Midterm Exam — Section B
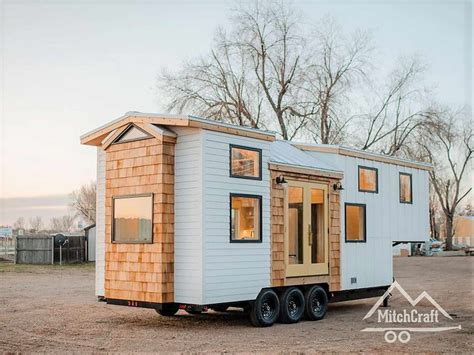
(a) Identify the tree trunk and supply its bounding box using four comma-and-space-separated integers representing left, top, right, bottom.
444, 215, 454, 251
429, 205, 437, 240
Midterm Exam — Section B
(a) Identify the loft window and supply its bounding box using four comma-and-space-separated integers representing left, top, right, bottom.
230, 194, 262, 242
399, 173, 413, 204
113, 124, 151, 144
230, 145, 262, 180
112, 194, 153, 243
345, 203, 366, 243
358, 166, 378, 193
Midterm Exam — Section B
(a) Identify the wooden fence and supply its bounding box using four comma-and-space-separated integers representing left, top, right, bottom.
15, 236, 54, 264
15, 235, 86, 264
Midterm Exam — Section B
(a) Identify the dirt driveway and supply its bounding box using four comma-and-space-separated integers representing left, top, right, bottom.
0, 257, 472, 353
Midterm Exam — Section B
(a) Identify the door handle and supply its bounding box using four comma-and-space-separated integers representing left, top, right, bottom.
308, 224, 312, 245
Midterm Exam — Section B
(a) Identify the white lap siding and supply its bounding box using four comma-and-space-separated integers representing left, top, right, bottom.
173, 127, 204, 304
95, 148, 106, 297
304, 150, 429, 290
202, 131, 271, 304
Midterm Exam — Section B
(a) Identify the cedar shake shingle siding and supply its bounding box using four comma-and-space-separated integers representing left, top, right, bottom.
104, 137, 175, 303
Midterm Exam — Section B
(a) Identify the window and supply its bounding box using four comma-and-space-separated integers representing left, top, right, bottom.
358, 166, 378, 193
230, 194, 262, 242
113, 124, 151, 144
230, 145, 262, 180
399, 173, 413, 204
345, 203, 366, 242
288, 187, 304, 264
112, 194, 153, 243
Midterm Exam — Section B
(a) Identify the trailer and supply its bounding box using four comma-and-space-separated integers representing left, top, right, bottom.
80, 112, 431, 327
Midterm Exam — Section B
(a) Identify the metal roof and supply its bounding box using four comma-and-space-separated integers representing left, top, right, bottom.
292, 142, 433, 171
270, 140, 343, 175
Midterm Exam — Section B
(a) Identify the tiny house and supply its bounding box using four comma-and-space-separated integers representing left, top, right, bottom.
81, 112, 430, 326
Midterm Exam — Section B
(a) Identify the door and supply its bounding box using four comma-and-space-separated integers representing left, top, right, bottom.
285, 180, 329, 277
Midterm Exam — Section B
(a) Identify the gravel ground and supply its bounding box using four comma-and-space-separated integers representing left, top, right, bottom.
0, 257, 472, 353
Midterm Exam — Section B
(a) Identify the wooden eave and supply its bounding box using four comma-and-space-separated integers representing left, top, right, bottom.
80, 113, 275, 146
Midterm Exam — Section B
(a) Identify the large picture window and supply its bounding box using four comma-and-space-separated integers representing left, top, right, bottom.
345, 203, 366, 242
399, 173, 413, 204
358, 166, 378, 193
112, 194, 153, 243
230, 145, 262, 180
230, 194, 262, 242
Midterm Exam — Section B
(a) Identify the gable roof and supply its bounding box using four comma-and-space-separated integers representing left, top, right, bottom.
80, 111, 276, 146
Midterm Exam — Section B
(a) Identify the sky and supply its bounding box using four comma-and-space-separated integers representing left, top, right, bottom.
0, 0, 471, 225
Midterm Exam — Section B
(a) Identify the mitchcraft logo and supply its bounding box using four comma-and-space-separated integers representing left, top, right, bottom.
361, 281, 461, 343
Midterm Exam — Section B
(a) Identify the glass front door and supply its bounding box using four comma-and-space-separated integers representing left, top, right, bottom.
286, 181, 329, 277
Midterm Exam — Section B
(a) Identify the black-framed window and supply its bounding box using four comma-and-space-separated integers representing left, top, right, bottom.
399, 173, 413, 204
112, 194, 153, 243
229, 145, 262, 180
345, 203, 366, 243
230, 193, 262, 243
358, 166, 378, 193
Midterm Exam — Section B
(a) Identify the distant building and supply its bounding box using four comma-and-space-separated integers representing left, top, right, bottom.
440, 216, 474, 246
0, 227, 13, 238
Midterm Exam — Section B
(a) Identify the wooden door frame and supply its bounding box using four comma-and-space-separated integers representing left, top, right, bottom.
284, 179, 329, 278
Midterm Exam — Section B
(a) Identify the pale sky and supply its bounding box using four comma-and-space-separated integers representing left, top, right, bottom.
0, 0, 471, 204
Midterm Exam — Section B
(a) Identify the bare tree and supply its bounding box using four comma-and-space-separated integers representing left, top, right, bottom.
356, 57, 431, 156
28, 216, 43, 232
50, 215, 76, 233
235, 1, 309, 140
13, 217, 26, 230
160, 29, 265, 129
159, 1, 311, 140
158, 1, 433, 154
302, 20, 371, 144
428, 192, 441, 240
71, 182, 96, 224
418, 110, 473, 250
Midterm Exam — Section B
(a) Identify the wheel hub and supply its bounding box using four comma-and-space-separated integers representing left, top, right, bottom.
312, 296, 322, 313
288, 298, 298, 316
261, 301, 274, 319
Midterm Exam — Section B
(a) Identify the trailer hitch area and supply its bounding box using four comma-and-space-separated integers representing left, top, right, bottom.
181, 304, 209, 313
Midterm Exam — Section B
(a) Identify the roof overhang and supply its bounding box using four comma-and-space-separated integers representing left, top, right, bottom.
292, 143, 433, 171
80, 112, 276, 146
269, 162, 344, 180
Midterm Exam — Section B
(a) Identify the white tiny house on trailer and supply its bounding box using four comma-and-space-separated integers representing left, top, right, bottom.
81, 112, 430, 326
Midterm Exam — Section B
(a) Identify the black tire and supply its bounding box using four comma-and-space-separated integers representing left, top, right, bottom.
212, 305, 229, 312
304, 285, 328, 321
279, 287, 305, 324
156, 303, 179, 316
250, 289, 280, 327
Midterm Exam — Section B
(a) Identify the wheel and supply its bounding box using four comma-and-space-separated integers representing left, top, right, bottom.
212, 305, 229, 312
304, 285, 328, 321
249, 289, 280, 327
278, 287, 305, 324
156, 303, 179, 316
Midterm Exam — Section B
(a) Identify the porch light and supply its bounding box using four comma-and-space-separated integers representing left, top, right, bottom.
333, 182, 344, 191
275, 175, 287, 186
